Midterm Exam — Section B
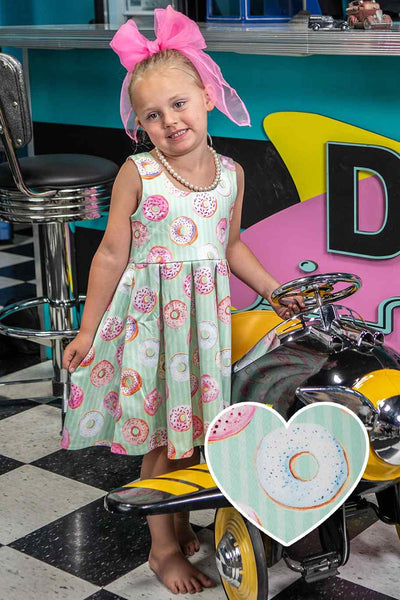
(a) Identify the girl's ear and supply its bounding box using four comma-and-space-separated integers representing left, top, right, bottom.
135, 115, 143, 130
204, 84, 215, 112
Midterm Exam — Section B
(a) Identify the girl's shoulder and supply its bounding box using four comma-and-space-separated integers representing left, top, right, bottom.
127, 151, 163, 180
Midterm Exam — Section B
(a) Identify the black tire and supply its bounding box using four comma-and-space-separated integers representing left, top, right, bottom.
313, 23, 320, 30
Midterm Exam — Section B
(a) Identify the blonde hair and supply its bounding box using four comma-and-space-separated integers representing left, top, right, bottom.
129, 49, 204, 106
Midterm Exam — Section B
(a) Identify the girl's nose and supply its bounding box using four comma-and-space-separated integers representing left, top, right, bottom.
163, 110, 178, 127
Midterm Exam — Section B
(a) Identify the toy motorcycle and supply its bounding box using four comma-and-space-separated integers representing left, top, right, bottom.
105, 273, 400, 600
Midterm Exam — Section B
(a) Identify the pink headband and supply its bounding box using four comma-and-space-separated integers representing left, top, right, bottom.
110, 5, 251, 141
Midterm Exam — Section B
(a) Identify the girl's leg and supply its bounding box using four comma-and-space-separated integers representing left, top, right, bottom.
141, 446, 214, 594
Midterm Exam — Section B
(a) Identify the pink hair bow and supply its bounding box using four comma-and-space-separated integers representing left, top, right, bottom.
110, 5, 251, 141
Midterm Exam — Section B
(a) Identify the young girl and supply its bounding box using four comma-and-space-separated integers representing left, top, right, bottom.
62, 6, 302, 595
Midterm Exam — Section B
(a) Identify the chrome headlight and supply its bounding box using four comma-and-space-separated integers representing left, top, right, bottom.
370, 395, 400, 466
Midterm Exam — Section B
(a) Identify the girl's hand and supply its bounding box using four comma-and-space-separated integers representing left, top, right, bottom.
62, 333, 94, 374
270, 295, 306, 320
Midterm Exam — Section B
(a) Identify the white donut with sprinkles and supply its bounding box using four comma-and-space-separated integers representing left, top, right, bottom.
216, 173, 232, 197
193, 192, 217, 217
198, 320, 218, 349
135, 157, 162, 179
168, 405, 192, 432
144, 388, 163, 416
138, 338, 160, 367
216, 348, 231, 376
103, 391, 122, 421
199, 243, 219, 260
142, 195, 169, 221
169, 353, 190, 382
79, 410, 105, 438
164, 299, 188, 329
125, 315, 138, 342
170, 216, 198, 246
255, 423, 349, 509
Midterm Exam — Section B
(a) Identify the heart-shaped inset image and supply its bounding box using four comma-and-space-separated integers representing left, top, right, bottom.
205, 402, 369, 546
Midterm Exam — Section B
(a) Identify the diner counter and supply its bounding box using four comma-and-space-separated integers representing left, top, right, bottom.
1, 19, 400, 56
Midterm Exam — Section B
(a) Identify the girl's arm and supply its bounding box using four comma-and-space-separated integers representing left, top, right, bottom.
62, 160, 141, 372
226, 163, 302, 319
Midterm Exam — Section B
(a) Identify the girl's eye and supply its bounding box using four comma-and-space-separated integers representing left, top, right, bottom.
175, 101, 186, 109
147, 112, 158, 120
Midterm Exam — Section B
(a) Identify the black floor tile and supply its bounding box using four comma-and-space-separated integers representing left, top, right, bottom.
0, 282, 36, 306
4, 242, 34, 257
0, 454, 25, 476
84, 590, 128, 600
13, 225, 32, 236
10, 497, 151, 587
33, 446, 143, 491
0, 396, 40, 420
0, 259, 35, 281
271, 576, 397, 600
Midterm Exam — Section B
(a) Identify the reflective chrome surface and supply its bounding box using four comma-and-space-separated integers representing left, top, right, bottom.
371, 395, 400, 465
215, 531, 243, 588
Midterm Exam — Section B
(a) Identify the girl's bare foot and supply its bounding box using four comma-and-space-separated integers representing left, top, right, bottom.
149, 547, 215, 594
174, 512, 200, 556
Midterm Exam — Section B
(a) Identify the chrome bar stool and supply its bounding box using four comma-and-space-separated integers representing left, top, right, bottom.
0, 53, 119, 415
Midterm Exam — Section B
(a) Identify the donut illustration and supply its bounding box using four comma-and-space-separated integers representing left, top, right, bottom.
103, 391, 122, 421
138, 338, 160, 367
160, 261, 182, 280
122, 418, 149, 445
142, 195, 169, 221
132, 287, 157, 313
120, 368, 142, 396
60, 427, 70, 449
181, 448, 194, 459
201, 374, 220, 403
169, 216, 198, 246
131, 221, 149, 247
192, 348, 200, 368
144, 388, 163, 416
255, 423, 349, 510
192, 415, 204, 440
198, 321, 218, 349
169, 353, 190, 382
217, 296, 231, 324
199, 243, 219, 260
148, 427, 168, 451
168, 440, 176, 459
116, 344, 124, 369
125, 315, 139, 342
216, 348, 231, 376
146, 245, 172, 264
220, 155, 236, 171
163, 299, 188, 329
193, 192, 217, 218
80, 346, 95, 367
216, 218, 227, 244
90, 360, 115, 387
236, 502, 263, 527
208, 404, 256, 442
183, 274, 192, 298
169, 405, 192, 432
187, 326, 192, 346
79, 410, 105, 438
117, 266, 135, 296
135, 156, 162, 179
100, 316, 124, 342
93, 440, 111, 447
229, 202, 235, 223
190, 373, 199, 397
194, 266, 214, 295
68, 383, 84, 410
111, 442, 127, 455
216, 260, 230, 277
216, 174, 232, 197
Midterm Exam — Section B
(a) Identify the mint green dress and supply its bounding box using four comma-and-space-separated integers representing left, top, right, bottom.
61, 152, 237, 459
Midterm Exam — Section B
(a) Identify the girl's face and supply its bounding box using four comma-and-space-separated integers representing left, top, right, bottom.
133, 67, 213, 156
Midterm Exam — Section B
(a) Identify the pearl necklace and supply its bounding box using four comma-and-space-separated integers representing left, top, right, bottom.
155, 146, 221, 192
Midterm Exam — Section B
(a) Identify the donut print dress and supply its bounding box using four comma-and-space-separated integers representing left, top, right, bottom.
61, 152, 237, 460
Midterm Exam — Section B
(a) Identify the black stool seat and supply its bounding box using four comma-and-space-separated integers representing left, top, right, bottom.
0, 154, 119, 190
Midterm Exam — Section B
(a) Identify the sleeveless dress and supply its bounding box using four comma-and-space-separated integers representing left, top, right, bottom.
61, 151, 237, 460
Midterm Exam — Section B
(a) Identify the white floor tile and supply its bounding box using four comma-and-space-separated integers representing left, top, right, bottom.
0, 404, 60, 462
190, 509, 216, 529
0, 360, 53, 383
0, 546, 99, 600
106, 529, 227, 600
339, 519, 400, 598
0, 251, 33, 268
0, 465, 105, 544
0, 275, 23, 287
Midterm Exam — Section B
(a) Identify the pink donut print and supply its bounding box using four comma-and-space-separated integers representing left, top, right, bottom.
161, 261, 182, 280
194, 266, 214, 295
168, 405, 192, 432
80, 346, 95, 367
193, 348, 200, 368
125, 315, 139, 342
100, 316, 124, 341
116, 344, 124, 368
229, 202, 235, 223
208, 404, 256, 442
216, 218, 227, 244
144, 388, 163, 416
68, 383, 84, 409
170, 216, 198, 246
136, 157, 162, 179
163, 299, 188, 329
132, 287, 157, 313
131, 221, 149, 247
217, 296, 231, 324
60, 427, 70, 449
168, 440, 176, 459
190, 373, 199, 397
220, 155, 236, 171
183, 274, 192, 298
193, 192, 217, 218
216, 260, 230, 277
90, 360, 115, 387
122, 418, 149, 445
193, 414, 204, 440
103, 391, 122, 421
94, 440, 111, 447
201, 374, 220, 403
149, 427, 168, 451
181, 448, 194, 459
111, 442, 127, 454
120, 368, 142, 396
142, 195, 169, 221
146, 245, 173, 264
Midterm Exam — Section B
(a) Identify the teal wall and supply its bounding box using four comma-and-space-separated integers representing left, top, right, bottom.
0, 0, 93, 26
29, 49, 400, 142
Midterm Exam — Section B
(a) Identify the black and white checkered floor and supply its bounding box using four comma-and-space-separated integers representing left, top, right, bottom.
0, 227, 399, 599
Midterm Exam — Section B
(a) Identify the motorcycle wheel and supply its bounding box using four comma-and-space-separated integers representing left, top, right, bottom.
214, 507, 268, 600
